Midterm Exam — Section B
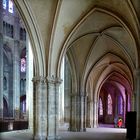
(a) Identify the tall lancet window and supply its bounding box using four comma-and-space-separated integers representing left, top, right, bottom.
3, 0, 7, 9
99, 98, 103, 115
118, 95, 123, 114
21, 58, 26, 72
8, 0, 13, 13
107, 94, 112, 115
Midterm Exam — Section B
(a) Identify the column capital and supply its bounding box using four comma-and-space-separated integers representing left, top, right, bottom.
47, 75, 62, 84
32, 76, 47, 84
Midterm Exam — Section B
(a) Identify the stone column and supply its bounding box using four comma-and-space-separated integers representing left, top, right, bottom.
59, 57, 64, 126
0, 33, 3, 120
26, 38, 33, 129
47, 76, 62, 140
0, 0, 3, 120
134, 69, 140, 139
13, 40, 20, 119
69, 93, 81, 132
13, 4, 20, 120
33, 76, 47, 140
93, 100, 98, 128
90, 101, 93, 128
80, 94, 86, 131
69, 94, 77, 131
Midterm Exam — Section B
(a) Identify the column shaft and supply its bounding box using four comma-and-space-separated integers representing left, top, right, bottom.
33, 76, 47, 140
26, 38, 33, 129
13, 40, 20, 119
69, 94, 77, 131
93, 101, 98, 128
47, 76, 62, 140
80, 94, 86, 131
135, 69, 140, 139
0, 1, 3, 120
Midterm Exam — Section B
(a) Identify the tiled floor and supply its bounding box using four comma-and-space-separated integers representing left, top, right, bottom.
0, 127, 127, 140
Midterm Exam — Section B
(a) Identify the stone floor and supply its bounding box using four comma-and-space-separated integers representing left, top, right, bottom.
0, 127, 127, 140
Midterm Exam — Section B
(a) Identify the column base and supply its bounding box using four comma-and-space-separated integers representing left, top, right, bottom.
14, 109, 20, 120
80, 128, 86, 132
47, 136, 61, 140
68, 127, 78, 132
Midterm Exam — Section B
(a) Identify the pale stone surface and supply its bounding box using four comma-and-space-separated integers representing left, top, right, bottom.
4, 0, 140, 140
33, 76, 47, 140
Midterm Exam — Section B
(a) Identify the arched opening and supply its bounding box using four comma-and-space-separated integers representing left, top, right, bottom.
0, 0, 34, 132
97, 71, 132, 128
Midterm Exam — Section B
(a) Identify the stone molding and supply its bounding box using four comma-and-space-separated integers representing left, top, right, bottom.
47, 75, 62, 85
70, 93, 87, 98
32, 76, 47, 84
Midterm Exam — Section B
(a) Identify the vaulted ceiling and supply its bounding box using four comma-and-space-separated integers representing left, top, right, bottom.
14, 0, 140, 99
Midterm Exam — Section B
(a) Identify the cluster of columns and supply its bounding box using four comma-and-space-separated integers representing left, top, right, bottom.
33, 76, 62, 140
0, 0, 4, 120
32, 75, 88, 140
65, 93, 87, 132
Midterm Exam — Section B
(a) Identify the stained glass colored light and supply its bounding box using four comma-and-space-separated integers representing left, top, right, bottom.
9, 0, 13, 13
3, 0, 7, 9
107, 94, 112, 115
22, 100, 26, 113
118, 96, 123, 114
99, 98, 103, 115
21, 58, 26, 72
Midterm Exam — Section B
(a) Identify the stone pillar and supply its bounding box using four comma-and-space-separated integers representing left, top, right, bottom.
13, 4, 20, 120
93, 101, 98, 128
134, 69, 140, 139
69, 93, 81, 132
80, 94, 86, 131
14, 9, 20, 40
0, 33, 3, 120
0, 0, 3, 120
47, 76, 62, 140
33, 76, 47, 140
69, 94, 77, 131
13, 40, 20, 119
90, 101, 93, 128
59, 57, 64, 126
26, 38, 33, 129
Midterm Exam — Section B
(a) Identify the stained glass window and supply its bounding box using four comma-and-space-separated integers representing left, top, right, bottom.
21, 58, 26, 72
118, 96, 123, 114
99, 98, 103, 115
22, 100, 26, 113
3, 0, 7, 9
9, 0, 13, 13
107, 94, 112, 115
